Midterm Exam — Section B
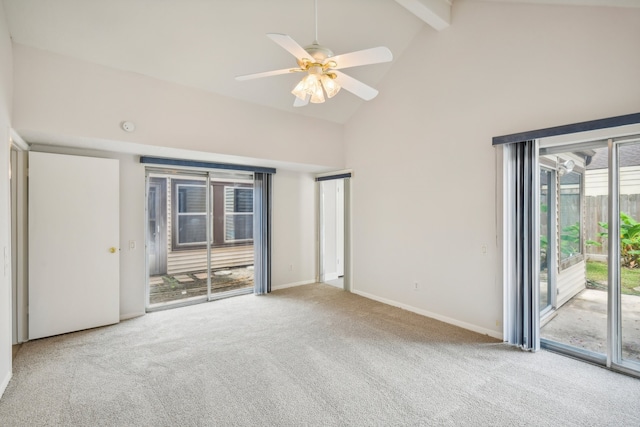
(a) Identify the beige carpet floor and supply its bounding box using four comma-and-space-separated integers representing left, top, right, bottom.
1, 283, 639, 426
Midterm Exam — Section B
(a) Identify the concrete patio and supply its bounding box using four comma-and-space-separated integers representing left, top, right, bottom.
541, 288, 640, 363
149, 265, 254, 306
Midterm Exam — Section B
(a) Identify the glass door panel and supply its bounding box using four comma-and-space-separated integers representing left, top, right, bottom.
539, 145, 608, 357
147, 176, 168, 297
540, 168, 553, 314
147, 173, 209, 308
209, 173, 255, 298
617, 142, 640, 366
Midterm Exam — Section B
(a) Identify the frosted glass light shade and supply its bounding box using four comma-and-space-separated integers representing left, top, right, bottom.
310, 80, 325, 103
291, 79, 308, 100
321, 74, 340, 98
292, 72, 341, 103
292, 74, 317, 100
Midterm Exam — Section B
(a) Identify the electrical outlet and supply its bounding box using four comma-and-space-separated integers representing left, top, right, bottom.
289, 264, 293, 271
414, 282, 419, 291
129, 240, 136, 250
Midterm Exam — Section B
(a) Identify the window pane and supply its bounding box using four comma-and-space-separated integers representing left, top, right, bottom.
178, 215, 206, 244
225, 187, 253, 213
235, 188, 253, 213
225, 214, 253, 241
559, 170, 582, 260
178, 185, 206, 213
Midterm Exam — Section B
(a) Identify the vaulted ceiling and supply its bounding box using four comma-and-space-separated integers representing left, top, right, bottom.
3, 0, 639, 124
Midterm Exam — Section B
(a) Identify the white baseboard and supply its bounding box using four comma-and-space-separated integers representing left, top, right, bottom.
272, 280, 315, 291
0, 370, 12, 399
352, 289, 503, 340
120, 312, 145, 321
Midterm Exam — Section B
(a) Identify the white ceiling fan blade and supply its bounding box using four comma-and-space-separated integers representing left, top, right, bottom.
235, 67, 297, 81
333, 71, 379, 101
267, 33, 311, 61
329, 47, 392, 70
293, 94, 310, 107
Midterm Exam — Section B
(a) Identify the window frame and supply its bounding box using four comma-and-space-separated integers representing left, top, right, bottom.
171, 179, 254, 251
223, 186, 254, 243
173, 180, 208, 249
557, 163, 585, 271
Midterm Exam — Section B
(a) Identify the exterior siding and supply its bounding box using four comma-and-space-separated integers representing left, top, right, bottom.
167, 245, 254, 275
541, 153, 587, 309
154, 175, 254, 275
586, 166, 640, 196
557, 260, 586, 308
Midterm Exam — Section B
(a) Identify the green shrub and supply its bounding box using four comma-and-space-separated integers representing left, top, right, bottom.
590, 212, 640, 268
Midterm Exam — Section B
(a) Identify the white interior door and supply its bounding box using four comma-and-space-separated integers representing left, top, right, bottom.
29, 152, 120, 340
321, 180, 338, 282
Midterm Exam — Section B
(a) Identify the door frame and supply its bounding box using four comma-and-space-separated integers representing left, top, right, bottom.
316, 171, 352, 292
10, 130, 29, 344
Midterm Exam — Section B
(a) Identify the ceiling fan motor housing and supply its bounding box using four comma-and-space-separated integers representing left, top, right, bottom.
304, 43, 334, 61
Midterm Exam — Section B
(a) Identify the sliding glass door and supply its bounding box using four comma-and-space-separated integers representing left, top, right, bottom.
538, 137, 640, 375
146, 169, 255, 309
616, 142, 640, 369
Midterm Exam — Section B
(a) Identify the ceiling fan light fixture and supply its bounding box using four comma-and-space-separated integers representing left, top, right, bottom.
320, 73, 340, 98
291, 78, 309, 100
292, 74, 317, 100
309, 78, 326, 103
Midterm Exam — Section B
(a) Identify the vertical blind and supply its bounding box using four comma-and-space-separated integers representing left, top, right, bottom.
254, 173, 272, 295
502, 141, 539, 351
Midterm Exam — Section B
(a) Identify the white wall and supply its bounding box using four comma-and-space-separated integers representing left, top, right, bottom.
271, 170, 317, 289
28, 146, 319, 314
0, 1, 12, 398
345, 1, 640, 338
11, 44, 344, 170
9, 42, 335, 332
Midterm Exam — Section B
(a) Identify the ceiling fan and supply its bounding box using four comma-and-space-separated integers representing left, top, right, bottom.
235, 0, 393, 107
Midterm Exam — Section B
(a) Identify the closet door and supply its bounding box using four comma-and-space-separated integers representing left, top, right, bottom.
29, 152, 119, 340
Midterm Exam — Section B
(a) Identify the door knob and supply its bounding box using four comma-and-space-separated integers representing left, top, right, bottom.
109, 247, 117, 253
